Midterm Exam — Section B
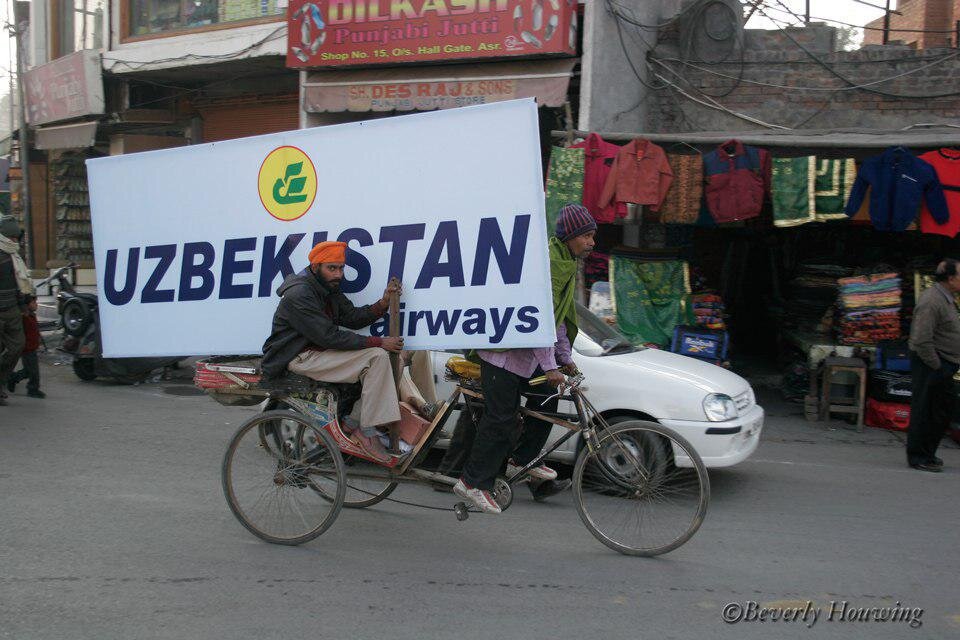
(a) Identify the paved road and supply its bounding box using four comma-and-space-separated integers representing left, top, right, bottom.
1, 361, 958, 640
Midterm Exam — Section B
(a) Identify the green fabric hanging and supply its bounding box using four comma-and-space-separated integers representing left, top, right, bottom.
611, 256, 692, 347
771, 156, 816, 227
549, 237, 579, 344
544, 146, 585, 232
815, 158, 856, 221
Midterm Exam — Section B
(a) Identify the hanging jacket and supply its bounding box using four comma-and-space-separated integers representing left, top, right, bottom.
598, 139, 674, 215
703, 140, 769, 223
918, 148, 960, 238
844, 146, 948, 232
570, 133, 620, 223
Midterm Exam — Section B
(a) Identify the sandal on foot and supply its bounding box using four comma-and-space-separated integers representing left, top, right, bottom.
350, 432, 393, 465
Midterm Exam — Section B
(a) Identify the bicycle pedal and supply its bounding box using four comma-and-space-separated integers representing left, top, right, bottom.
453, 502, 470, 521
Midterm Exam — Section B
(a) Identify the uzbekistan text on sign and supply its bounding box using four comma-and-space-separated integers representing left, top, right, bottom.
85, 100, 555, 358
287, 0, 577, 67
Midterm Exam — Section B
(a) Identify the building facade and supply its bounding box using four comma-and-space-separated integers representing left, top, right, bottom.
862, 0, 960, 49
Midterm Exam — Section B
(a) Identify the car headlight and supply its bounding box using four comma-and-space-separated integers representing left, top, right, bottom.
703, 393, 738, 422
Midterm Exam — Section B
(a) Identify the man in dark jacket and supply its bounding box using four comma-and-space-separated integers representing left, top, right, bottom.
261, 241, 403, 463
0, 215, 31, 407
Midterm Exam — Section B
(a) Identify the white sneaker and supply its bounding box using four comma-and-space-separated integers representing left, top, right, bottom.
453, 479, 502, 514
506, 460, 558, 481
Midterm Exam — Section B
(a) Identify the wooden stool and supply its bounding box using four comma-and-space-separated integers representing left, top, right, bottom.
818, 356, 868, 431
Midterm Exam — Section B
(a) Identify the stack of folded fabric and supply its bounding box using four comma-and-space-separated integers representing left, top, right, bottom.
691, 293, 726, 330
782, 264, 851, 331
836, 273, 902, 345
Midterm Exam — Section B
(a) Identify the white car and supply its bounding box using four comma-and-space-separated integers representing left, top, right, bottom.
431, 304, 763, 468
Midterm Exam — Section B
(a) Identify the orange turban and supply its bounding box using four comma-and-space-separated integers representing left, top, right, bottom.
308, 241, 347, 265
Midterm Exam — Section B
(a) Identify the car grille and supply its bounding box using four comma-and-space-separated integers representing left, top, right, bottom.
734, 390, 753, 413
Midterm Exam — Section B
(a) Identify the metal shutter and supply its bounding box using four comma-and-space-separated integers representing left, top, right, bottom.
198, 94, 300, 142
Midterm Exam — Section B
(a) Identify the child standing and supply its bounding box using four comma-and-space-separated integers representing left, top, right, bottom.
7, 295, 44, 399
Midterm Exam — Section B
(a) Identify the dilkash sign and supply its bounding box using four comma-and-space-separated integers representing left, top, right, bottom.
287, 0, 577, 68
85, 100, 556, 357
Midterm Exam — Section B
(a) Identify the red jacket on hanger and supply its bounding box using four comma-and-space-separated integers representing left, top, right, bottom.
919, 149, 960, 238
570, 133, 620, 223
598, 139, 674, 216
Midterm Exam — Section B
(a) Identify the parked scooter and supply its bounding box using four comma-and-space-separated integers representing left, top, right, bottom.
38, 265, 185, 383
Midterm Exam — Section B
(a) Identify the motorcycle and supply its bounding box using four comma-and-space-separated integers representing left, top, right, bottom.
39, 265, 185, 383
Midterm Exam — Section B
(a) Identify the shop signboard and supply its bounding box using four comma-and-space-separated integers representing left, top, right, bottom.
24, 50, 104, 126
86, 99, 555, 358
286, 0, 577, 68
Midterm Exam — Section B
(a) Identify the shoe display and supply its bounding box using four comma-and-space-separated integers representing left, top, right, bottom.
506, 459, 558, 481
453, 479, 502, 514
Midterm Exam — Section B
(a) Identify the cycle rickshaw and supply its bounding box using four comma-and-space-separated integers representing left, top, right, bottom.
197, 355, 710, 557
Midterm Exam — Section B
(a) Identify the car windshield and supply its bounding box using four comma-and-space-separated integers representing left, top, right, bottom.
574, 303, 640, 356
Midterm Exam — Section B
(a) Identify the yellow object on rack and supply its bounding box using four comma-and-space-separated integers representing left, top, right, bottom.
445, 356, 481, 380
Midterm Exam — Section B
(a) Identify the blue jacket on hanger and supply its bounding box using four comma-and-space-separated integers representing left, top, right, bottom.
845, 146, 949, 231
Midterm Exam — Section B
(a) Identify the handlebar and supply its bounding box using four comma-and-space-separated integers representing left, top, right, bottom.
529, 372, 585, 404
35, 263, 78, 288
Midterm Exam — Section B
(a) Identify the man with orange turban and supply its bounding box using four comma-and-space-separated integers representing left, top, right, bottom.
261, 240, 404, 463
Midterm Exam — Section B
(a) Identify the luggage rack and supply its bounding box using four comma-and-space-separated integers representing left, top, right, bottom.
194, 356, 323, 406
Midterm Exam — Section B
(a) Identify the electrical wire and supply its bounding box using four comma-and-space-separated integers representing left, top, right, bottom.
605, 0, 704, 30
749, 1, 960, 99
651, 65, 792, 129
607, 0, 746, 97
103, 26, 285, 71
606, 0, 670, 90
758, 2, 958, 33
652, 50, 960, 92
118, 68, 287, 111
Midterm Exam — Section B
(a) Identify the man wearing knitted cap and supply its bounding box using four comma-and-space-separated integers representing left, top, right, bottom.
261, 240, 404, 463
0, 215, 33, 407
454, 203, 596, 513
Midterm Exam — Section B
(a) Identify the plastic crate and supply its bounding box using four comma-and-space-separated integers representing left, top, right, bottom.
670, 325, 729, 364
865, 398, 910, 432
875, 340, 911, 372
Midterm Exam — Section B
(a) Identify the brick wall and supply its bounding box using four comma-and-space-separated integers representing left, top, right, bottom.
650, 25, 960, 132
862, 0, 955, 49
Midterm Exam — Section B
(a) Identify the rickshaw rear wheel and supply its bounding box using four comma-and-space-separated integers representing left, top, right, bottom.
222, 410, 346, 545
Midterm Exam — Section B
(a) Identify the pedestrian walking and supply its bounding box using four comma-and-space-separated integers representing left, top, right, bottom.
907, 258, 960, 472
0, 215, 33, 407
7, 295, 45, 399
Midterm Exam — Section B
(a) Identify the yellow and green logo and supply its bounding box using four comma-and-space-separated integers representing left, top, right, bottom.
258, 146, 317, 221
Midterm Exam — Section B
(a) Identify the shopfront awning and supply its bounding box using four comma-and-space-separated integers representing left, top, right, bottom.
303, 59, 577, 113
35, 121, 98, 150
